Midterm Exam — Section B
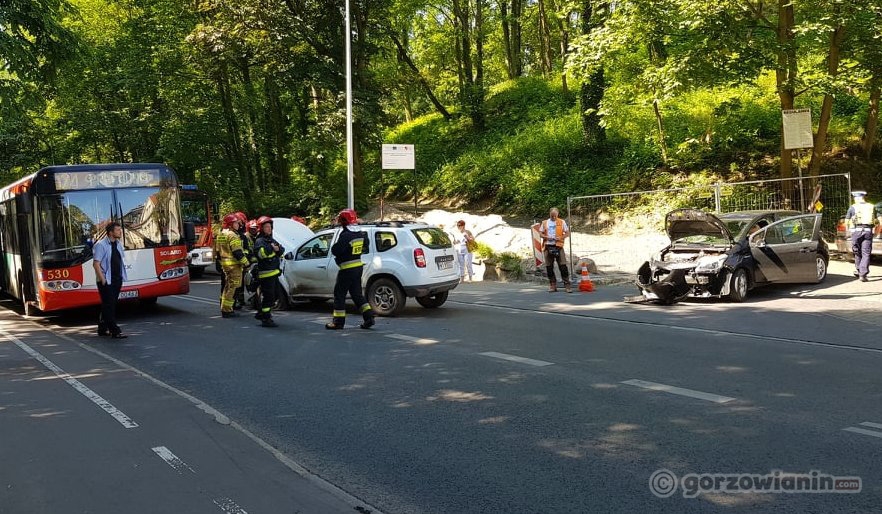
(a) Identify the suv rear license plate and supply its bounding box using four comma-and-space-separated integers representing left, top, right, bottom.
118, 290, 139, 300
435, 255, 454, 270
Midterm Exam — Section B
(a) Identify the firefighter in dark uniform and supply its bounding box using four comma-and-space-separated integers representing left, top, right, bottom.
326, 208, 375, 330
253, 216, 284, 327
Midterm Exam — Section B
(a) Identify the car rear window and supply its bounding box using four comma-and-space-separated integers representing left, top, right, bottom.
411, 228, 451, 249
375, 231, 397, 252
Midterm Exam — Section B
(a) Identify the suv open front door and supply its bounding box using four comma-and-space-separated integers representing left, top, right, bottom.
749, 214, 821, 283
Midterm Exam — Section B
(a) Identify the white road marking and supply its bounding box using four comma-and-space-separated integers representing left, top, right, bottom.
151, 446, 195, 474
843, 427, 882, 439
621, 379, 735, 404
171, 295, 218, 306
212, 497, 248, 514
0, 328, 139, 428
478, 351, 553, 367
859, 421, 882, 430
449, 300, 882, 355
386, 334, 439, 345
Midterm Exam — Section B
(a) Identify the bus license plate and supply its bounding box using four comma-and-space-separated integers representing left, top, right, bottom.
118, 290, 139, 300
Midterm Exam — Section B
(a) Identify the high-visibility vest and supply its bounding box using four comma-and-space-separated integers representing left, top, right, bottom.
853, 203, 876, 226
541, 219, 566, 248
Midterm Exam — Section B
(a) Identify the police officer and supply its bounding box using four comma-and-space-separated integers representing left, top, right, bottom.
845, 191, 880, 282
217, 214, 250, 317
253, 216, 284, 327
326, 208, 375, 330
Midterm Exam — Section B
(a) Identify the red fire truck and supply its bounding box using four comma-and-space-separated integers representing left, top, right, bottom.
180, 185, 215, 278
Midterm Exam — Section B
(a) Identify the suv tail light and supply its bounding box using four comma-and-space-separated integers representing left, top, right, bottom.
414, 248, 427, 268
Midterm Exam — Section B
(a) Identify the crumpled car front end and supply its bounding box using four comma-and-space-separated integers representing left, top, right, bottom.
635, 249, 734, 304
631, 209, 739, 304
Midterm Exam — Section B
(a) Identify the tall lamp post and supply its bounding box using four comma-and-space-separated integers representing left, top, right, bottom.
345, 0, 355, 210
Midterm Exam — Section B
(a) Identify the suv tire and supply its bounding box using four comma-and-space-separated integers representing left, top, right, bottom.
367, 277, 405, 316
415, 291, 449, 309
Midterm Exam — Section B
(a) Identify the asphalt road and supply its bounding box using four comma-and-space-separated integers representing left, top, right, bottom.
2, 261, 882, 513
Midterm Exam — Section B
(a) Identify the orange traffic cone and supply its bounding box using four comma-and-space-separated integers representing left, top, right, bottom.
579, 262, 595, 292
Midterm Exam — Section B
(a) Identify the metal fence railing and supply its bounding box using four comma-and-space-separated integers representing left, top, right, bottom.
564, 173, 852, 275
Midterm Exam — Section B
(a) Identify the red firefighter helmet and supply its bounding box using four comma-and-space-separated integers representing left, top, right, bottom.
257, 215, 273, 227
222, 213, 240, 229
234, 211, 248, 224
337, 208, 357, 226
247, 219, 258, 232
291, 215, 306, 225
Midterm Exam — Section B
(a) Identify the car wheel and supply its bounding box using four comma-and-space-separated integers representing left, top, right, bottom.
367, 278, 405, 316
728, 268, 748, 303
415, 291, 449, 309
815, 256, 828, 283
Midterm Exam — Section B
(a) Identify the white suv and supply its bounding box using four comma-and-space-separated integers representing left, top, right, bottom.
275, 222, 460, 316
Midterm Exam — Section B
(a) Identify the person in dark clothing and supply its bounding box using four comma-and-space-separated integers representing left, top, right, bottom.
326, 209, 375, 330
253, 216, 284, 327
92, 222, 128, 339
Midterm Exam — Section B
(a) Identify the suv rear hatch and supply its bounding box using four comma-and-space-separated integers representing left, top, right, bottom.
410, 226, 459, 280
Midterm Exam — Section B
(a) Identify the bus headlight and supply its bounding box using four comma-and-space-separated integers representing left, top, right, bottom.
159, 267, 188, 280
43, 280, 82, 291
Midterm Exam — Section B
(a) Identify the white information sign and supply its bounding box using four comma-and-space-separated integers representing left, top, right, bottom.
382, 144, 415, 169
782, 109, 814, 150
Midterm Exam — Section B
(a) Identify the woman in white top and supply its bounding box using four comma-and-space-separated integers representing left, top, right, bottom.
451, 220, 476, 282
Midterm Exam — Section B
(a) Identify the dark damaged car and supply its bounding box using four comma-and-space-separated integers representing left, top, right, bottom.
633, 209, 828, 304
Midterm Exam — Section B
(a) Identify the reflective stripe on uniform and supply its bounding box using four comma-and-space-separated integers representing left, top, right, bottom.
258, 269, 280, 279
333, 310, 346, 318
360, 304, 372, 313
339, 259, 363, 270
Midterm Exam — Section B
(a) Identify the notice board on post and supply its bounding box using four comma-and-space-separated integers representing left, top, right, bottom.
381, 144, 415, 169
782, 109, 814, 150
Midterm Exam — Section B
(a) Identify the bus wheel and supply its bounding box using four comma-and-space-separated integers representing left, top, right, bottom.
23, 302, 38, 317
140, 297, 158, 307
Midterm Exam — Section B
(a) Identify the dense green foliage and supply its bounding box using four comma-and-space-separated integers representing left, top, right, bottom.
1, 0, 881, 219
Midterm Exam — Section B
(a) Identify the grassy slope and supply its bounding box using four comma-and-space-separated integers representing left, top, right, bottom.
380, 77, 881, 218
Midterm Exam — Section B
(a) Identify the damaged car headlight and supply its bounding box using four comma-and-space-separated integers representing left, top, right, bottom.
695, 255, 727, 272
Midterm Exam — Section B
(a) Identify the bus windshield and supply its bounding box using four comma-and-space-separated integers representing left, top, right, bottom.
37, 190, 112, 263
38, 187, 183, 263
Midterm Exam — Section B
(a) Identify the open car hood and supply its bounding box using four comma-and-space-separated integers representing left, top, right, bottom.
665, 209, 733, 243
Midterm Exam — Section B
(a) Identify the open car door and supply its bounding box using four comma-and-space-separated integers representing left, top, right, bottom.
749, 214, 821, 283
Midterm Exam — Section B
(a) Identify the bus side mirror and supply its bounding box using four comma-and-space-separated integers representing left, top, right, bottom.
15, 191, 32, 215
183, 222, 197, 247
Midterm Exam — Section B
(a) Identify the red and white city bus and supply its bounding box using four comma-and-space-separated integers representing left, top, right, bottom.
0, 163, 190, 315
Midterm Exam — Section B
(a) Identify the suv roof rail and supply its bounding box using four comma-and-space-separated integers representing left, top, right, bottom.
361, 220, 428, 227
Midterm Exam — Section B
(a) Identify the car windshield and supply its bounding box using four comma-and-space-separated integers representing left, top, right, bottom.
412, 227, 451, 249
724, 220, 750, 237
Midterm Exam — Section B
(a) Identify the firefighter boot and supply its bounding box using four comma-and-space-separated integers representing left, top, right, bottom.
261, 318, 277, 328
360, 311, 375, 330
